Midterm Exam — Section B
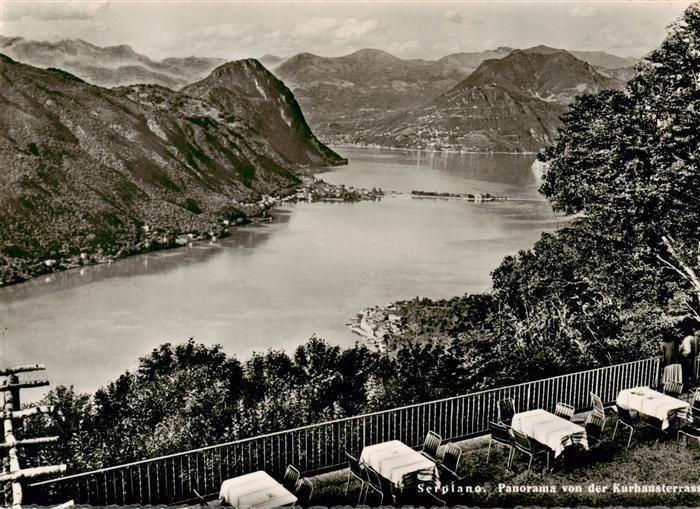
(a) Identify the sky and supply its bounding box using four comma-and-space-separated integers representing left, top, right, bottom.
0, 1, 692, 61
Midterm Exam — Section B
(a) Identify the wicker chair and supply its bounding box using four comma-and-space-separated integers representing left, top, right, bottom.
554, 402, 575, 421
438, 443, 462, 484
497, 398, 516, 425
509, 428, 550, 471
486, 420, 513, 464
282, 464, 300, 492
421, 431, 442, 462
344, 451, 368, 504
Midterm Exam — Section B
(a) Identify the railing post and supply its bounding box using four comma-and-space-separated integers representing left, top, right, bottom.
654, 356, 661, 387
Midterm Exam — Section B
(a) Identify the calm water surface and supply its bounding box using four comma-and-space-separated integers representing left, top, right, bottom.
0, 148, 563, 394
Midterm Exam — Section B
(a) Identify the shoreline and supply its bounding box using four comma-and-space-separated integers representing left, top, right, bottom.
0, 175, 384, 288
328, 142, 540, 156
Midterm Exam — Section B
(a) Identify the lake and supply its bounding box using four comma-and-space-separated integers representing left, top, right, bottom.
0, 148, 563, 395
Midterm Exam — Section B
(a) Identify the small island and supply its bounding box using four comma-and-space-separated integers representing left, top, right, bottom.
410, 190, 507, 201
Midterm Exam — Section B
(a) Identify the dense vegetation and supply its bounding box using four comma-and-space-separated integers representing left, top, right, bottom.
24, 4, 700, 474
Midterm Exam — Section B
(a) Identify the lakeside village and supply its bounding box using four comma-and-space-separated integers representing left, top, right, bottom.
0, 177, 385, 286
2, 179, 510, 286
348, 305, 404, 352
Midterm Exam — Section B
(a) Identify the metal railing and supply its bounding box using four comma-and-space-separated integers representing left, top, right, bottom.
26, 356, 660, 506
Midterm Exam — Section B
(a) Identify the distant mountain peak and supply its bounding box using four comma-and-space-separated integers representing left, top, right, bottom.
458, 47, 618, 102
0, 35, 25, 47
523, 44, 567, 55
209, 58, 264, 75
1, 36, 226, 89
182, 57, 343, 166
347, 48, 397, 59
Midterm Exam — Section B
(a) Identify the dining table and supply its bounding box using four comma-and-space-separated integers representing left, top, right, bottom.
218, 470, 297, 508
359, 439, 440, 489
511, 408, 588, 457
617, 386, 690, 430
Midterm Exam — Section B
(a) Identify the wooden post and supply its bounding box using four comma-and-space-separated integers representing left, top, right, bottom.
2, 377, 24, 507
0, 364, 67, 508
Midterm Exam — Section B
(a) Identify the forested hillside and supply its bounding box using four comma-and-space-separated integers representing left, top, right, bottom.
0, 56, 343, 285
24, 4, 699, 473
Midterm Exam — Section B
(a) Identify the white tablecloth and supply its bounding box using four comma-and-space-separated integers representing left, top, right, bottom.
617, 386, 690, 430
359, 440, 440, 489
219, 471, 297, 508
512, 409, 588, 457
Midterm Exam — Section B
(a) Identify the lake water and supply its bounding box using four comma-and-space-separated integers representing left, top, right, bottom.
0, 148, 563, 395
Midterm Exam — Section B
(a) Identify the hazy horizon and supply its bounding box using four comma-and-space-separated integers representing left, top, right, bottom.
0, 1, 691, 62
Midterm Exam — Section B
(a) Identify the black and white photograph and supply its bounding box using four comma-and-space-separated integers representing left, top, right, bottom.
0, 0, 699, 507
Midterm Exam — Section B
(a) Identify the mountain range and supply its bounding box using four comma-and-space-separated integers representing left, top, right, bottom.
271, 48, 515, 141
0, 36, 225, 89
0, 53, 342, 284
353, 47, 625, 152
1, 37, 636, 152
270, 45, 633, 148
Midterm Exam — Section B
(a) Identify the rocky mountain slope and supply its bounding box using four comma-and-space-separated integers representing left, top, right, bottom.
272, 48, 511, 142
0, 54, 343, 285
182, 59, 342, 167
354, 48, 626, 152
272, 46, 634, 146
568, 49, 637, 70
0, 36, 225, 88
436, 47, 514, 75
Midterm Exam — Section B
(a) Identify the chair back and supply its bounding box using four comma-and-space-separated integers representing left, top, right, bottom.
616, 405, 635, 425
690, 395, 700, 424
283, 464, 300, 492
422, 431, 442, 460
489, 420, 512, 445
663, 380, 683, 399
441, 443, 462, 473
368, 466, 393, 496
497, 398, 516, 424
662, 363, 683, 384
296, 478, 313, 506
590, 392, 605, 414
511, 428, 532, 453
584, 411, 605, 441
366, 466, 381, 491
554, 402, 575, 421
345, 451, 366, 481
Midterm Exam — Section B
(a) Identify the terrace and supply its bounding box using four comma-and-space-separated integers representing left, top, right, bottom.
22, 356, 700, 507
309, 413, 700, 507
